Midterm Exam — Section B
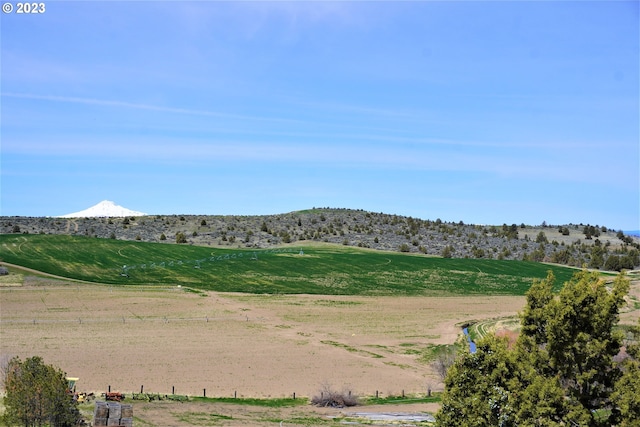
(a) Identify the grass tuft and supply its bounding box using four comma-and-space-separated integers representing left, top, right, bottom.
190, 396, 307, 407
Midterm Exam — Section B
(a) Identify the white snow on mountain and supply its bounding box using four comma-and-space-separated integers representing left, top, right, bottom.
59, 200, 147, 218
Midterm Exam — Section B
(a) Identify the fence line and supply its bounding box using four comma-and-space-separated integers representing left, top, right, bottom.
97, 384, 437, 402
0, 314, 246, 325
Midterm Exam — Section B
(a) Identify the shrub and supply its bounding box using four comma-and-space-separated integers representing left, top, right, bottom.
441, 245, 454, 258
311, 384, 358, 408
431, 347, 457, 380
535, 231, 548, 244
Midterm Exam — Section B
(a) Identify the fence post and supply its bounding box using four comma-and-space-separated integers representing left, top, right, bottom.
293, 392, 295, 400
203, 389, 206, 397
234, 391, 237, 399
141, 385, 144, 393
376, 390, 378, 398
172, 386, 175, 395
108, 385, 111, 393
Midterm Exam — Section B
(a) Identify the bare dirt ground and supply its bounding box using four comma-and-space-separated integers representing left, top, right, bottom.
1, 274, 637, 426
126, 399, 441, 426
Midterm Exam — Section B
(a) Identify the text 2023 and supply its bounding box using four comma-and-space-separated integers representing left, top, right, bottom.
17, 2, 45, 13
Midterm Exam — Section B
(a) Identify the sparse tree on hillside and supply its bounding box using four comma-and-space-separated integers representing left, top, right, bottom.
536, 231, 548, 244
589, 245, 605, 269
441, 245, 453, 258
584, 225, 601, 240
501, 223, 519, 240
175, 232, 187, 244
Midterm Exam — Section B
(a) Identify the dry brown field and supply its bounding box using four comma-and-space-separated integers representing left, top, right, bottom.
1, 272, 638, 426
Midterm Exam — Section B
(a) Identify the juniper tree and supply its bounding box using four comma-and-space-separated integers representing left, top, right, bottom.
611, 318, 640, 426
437, 271, 631, 427
2, 356, 80, 427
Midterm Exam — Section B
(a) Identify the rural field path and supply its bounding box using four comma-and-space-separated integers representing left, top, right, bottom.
0, 262, 96, 284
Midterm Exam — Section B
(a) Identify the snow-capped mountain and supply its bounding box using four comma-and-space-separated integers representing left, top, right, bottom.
59, 200, 147, 218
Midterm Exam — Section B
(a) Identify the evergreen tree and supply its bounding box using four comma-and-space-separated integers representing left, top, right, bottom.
437, 271, 631, 426
535, 231, 548, 244
611, 318, 640, 426
544, 271, 628, 419
2, 356, 80, 427
437, 334, 517, 426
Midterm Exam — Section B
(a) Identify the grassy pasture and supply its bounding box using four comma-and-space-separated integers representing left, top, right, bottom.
0, 234, 576, 295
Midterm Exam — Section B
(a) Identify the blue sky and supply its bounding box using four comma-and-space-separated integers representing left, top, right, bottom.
1, 1, 638, 230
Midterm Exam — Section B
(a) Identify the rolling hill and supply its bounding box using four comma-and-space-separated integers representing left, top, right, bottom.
0, 233, 579, 295
2, 208, 638, 272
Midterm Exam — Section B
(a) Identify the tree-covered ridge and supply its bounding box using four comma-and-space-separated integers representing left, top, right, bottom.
2, 208, 638, 271
437, 271, 640, 426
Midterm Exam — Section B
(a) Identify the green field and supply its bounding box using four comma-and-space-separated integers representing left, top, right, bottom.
0, 234, 576, 295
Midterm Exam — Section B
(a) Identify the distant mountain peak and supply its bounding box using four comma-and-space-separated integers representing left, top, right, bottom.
59, 200, 147, 218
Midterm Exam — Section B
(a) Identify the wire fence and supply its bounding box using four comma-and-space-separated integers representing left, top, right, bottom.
0, 314, 245, 325
94, 384, 437, 403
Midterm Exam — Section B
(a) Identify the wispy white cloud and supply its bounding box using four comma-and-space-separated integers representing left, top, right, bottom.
5, 130, 629, 190
1, 93, 301, 124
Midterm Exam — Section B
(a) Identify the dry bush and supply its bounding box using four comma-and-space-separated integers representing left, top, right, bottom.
0, 354, 12, 387
311, 383, 359, 407
431, 347, 457, 381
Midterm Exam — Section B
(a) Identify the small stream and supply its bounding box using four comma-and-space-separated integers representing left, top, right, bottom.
462, 327, 477, 353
